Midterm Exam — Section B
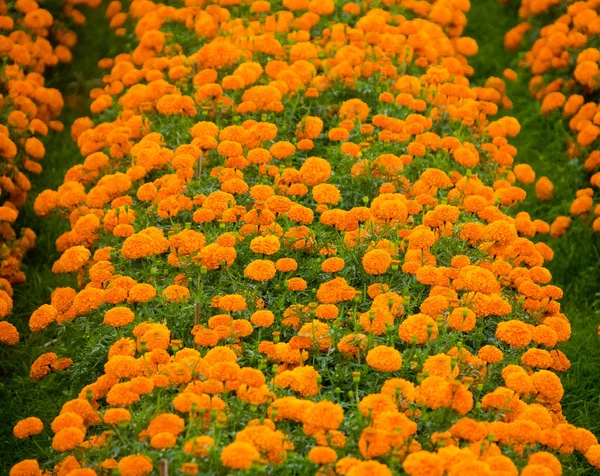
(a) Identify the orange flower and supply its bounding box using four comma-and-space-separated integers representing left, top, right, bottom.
308, 446, 337, 464
221, 442, 260, 470
103, 408, 131, 425
104, 307, 135, 327
366, 346, 402, 372
299, 157, 332, 186
13, 417, 43, 439
117, 455, 153, 476
362, 249, 392, 275
398, 314, 438, 344
52, 246, 91, 273
244, 260, 276, 281
250, 235, 280, 255
0, 321, 19, 345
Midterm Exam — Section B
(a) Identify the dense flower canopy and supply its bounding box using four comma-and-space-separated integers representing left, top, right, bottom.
4, 0, 600, 475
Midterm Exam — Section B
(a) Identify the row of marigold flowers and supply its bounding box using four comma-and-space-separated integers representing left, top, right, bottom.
0, 0, 103, 342
503, 0, 600, 234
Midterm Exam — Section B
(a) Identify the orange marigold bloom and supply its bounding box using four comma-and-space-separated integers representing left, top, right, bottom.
244, 259, 276, 281
309, 446, 337, 464
403, 451, 444, 476
0, 321, 19, 345
299, 157, 331, 186
496, 320, 533, 348
535, 176, 554, 202
52, 427, 85, 452
478, 345, 503, 363
312, 183, 341, 205
250, 310, 275, 327
366, 346, 402, 372
109, 338, 136, 359
52, 246, 91, 273
532, 370, 564, 403
104, 307, 135, 327
9, 460, 42, 476
339, 98, 369, 122
447, 307, 476, 332
217, 294, 247, 312
128, 284, 157, 303
250, 235, 280, 255
163, 285, 190, 302
347, 460, 392, 476
303, 400, 344, 436
521, 348, 553, 369
315, 304, 339, 320
29, 304, 58, 332
117, 455, 153, 476
398, 314, 438, 344
13, 417, 43, 439
321, 257, 344, 273
121, 227, 169, 259
150, 432, 176, 449
103, 408, 131, 425
296, 116, 323, 140
287, 277, 307, 291
362, 249, 392, 275
514, 164, 536, 184
147, 413, 185, 438
221, 442, 260, 470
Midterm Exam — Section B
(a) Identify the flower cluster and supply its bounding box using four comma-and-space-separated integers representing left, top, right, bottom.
0, 0, 102, 346
504, 0, 600, 235
10, 0, 600, 475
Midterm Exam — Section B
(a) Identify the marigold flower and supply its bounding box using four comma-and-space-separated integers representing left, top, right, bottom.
478, 345, 503, 363
366, 346, 402, 372
104, 307, 135, 327
117, 455, 153, 476
103, 408, 131, 425
250, 235, 280, 255
398, 314, 438, 344
13, 417, 43, 439
303, 400, 344, 436
347, 460, 392, 476
403, 451, 444, 476
0, 321, 19, 345
586, 445, 600, 468
496, 320, 533, 348
52, 427, 85, 452
52, 246, 91, 274
9, 460, 42, 476
362, 249, 392, 275
184, 435, 214, 457
221, 442, 260, 470
244, 259, 276, 281
299, 157, 331, 186
309, 446, 337, 464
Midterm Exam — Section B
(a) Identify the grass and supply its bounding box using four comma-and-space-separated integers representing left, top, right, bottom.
0, 1, 599, 474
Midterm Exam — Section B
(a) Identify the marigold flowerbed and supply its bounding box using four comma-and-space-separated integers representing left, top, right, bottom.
3, 0, 600, 475
503, 0, 600, 235
0, 0, 102, 345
